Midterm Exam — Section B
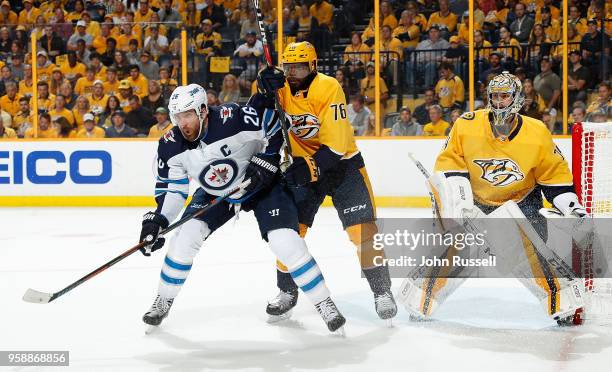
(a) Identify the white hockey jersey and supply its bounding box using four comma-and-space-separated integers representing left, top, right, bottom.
153, 95, 282, 222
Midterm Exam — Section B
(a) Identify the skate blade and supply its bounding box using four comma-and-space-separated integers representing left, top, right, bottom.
267, 310, 293, 323
331, 326, 346, 338
145, 325, 159, 335
385, 318, 393, 328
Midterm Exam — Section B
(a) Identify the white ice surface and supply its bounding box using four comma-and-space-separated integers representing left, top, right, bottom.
1, 207, 611, 372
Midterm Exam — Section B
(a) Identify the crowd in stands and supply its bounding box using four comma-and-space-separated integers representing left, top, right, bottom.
0, 0, 610, 140
336, 0, 611, 136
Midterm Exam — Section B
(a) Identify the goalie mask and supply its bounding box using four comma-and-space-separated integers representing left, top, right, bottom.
486, 72, 525, 137
168, 84, 208, 141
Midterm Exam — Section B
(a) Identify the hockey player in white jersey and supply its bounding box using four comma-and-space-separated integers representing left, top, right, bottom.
138, 84, 345, 333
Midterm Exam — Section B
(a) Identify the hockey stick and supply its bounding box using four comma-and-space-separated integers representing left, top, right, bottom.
251, 0, 293, 170
23, 179, 252, 304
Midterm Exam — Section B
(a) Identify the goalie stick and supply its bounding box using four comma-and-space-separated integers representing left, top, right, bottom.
23, 179, 252, 304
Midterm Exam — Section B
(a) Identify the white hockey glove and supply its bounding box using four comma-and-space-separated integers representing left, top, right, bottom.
551, 192, 587, 218
427, 171, 475, 224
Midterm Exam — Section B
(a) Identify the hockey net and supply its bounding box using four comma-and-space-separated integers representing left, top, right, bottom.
572, 121, 612, 321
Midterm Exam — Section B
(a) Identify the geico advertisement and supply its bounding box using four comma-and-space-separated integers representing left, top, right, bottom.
0, 142, 156, 196
0, 138, 572, 198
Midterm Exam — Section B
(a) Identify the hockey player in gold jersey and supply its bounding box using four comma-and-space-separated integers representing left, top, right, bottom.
257, 41, 397, 323
398, 72, 588, 325
436, 72, 583, 229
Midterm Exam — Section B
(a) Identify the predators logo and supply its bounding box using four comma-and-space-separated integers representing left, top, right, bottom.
473, 158, 525, 187
286, 113, 320, 139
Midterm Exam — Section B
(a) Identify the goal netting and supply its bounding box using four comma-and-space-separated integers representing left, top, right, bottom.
572, 121, 612, 321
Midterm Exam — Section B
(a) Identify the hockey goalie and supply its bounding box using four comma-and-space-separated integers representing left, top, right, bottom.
398, 72, 592, 326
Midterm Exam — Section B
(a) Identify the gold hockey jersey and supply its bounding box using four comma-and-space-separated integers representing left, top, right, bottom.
434, 110, 573, 206
277, 73, 359, 158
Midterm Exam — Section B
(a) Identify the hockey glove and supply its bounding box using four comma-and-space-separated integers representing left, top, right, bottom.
244, 153, 280, 193
257, 66, 286, 96
284, 156, 320, 187
552, 192, 587, 218
139, 212, 169, 256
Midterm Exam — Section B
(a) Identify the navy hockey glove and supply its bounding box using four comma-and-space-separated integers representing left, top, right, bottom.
244, 153, 280, 193
257, 66, 286, 96
284, 156, 320, 187
139, 212, 169, 256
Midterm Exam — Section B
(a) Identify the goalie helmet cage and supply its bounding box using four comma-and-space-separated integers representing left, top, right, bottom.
572, 121, 612, 320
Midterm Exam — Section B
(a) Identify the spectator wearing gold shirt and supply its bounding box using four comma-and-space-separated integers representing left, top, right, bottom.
423, 105, 450, 136
18, 0, 41, 27
49, 95, 76, 128
539, 6, 560, 42
104, 67, 120, 96
360, 61, 390, 117
148, 107, 173, 138
36, 81, 55, 113
24, 113, 58, 138
134, 0, 157, 24
76, 113, 106, 138
0, 1, 18, 25
568, 5, 588, 36
35, 51, 55, 82
427, 0, 457, 36
343, 32, 370, 76
19, 64, 34, 98
88, 80, 109, 116
0, 82, 22, 119
75, 67, 97, 96
393, 10, 420, 49
59, 52, 87, 84
127, 65, 149, 99
117, 80, 134, 113
72, 95, 91, 130
12, 97, 34, 136
309, 0, 333, 30
434, 62, 465, 112
380, 25, 403, 86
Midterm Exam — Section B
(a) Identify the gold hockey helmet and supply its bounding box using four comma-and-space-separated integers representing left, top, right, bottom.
282, 41, 318, 72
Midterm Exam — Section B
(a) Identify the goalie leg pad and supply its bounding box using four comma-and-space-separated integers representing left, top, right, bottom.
397, 243, 470, 319
496, 201, 585, 321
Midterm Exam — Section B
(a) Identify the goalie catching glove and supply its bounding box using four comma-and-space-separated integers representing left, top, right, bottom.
243, 153, 280, 194
139, 212, 169, 256
552, 192, 587, 218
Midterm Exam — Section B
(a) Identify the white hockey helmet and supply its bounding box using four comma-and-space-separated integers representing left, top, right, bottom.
168, 83, 208, 140
486, 72, 525, 135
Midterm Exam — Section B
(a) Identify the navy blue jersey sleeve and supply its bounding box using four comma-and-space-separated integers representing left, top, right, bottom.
153, 128, 190, 221
245, 93, 283, 155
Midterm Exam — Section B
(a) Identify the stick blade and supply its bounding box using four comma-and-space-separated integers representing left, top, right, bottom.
23, 289, 53, 304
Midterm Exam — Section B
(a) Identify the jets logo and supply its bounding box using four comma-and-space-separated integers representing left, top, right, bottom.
473, 158, 525, 187
199, 159, 238, 190
287, 113, 320, 139
220, 106, 233, 124
163, 129, 176, 143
